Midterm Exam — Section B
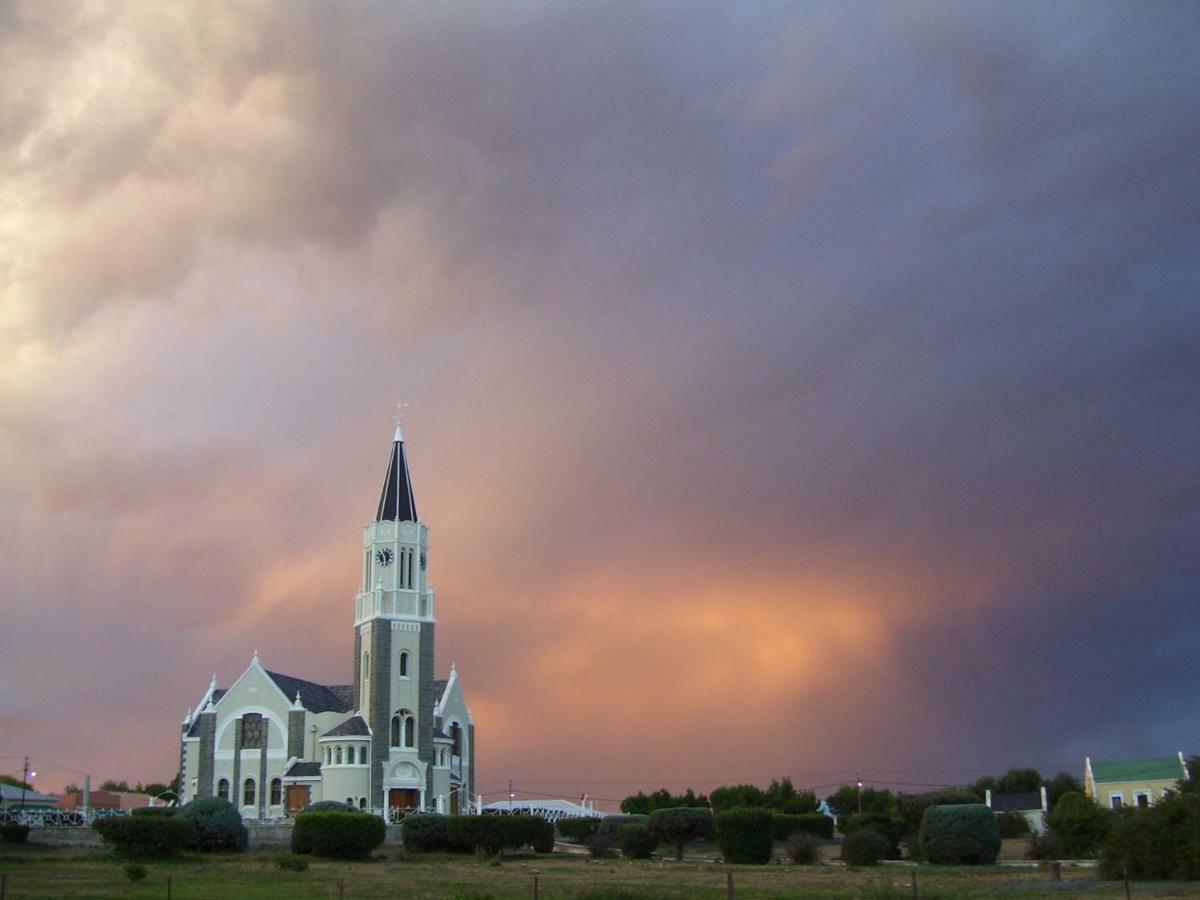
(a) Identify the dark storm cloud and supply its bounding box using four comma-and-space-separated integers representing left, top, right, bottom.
2, 1, 1198, 793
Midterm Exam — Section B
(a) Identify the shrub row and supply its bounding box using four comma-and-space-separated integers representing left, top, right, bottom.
94, 815, 197, 859
292, 812, 386, 859
1099, 793, 1200, 881
557, 816, 600, 843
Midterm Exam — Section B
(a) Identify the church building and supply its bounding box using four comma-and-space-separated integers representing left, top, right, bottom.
178, 425, 475, 818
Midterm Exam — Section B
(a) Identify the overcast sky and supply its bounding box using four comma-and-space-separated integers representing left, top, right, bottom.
2, 0, 1197, 804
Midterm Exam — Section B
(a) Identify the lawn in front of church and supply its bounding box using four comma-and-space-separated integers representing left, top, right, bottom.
1, 845, 1194, 898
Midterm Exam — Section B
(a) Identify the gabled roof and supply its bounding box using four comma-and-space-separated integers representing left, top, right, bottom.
1091, 757, 1184, 784
433, 679, 448, 700
322, 715, 370, 737
0, 784, 58, 804
266, 672, 353, 714
990, 791, 1041, 812
284, 762, 322, 778
376, 426, 417, 522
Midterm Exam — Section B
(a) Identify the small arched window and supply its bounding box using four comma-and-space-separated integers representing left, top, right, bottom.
346, 797, 354, 807
244, 778, 256, 807
270, 778, 282, 806
390, 716, 400, 747
362, 652, 370, 684
217, 778, 229, 801
336, 746, 343, 765
399, 652, 409, 677
359, 797, 367, 810
404, 715, 415, 748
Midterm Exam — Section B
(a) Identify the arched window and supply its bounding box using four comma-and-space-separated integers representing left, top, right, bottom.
450, 723, 462, 756
324, 747, 330, 765
358, 797, 367, 810
217, 778, 229, 801
404, 716, 415, 748
390, 716, 400, 747
243, 778, 256, 807
399, 652, 409, 677
362, 651, 370, 684
346, 797, 354, 807
270, 778, 282, 806
335, 745, 343, 765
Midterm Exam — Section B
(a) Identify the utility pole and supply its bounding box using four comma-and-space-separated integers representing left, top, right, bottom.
508, 779, 514, 813
856, 770, 863, 814
19, 757, 30, 813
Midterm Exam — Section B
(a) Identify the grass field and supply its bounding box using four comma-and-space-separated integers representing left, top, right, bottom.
3, 843, 1199, 899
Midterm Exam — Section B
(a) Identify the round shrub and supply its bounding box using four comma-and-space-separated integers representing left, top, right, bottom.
997, 810, 1031, 838
131, 807, 177, 818
1, 823, 30, 843
93, 814, 196, 859
176, 797, 248, 852
917, 804, 1001, 865
1047, 792, 1112, 858
841, 828, 890, 866
292, 811, 386, 860
402, 813, 449, 852
558, 816, 602, 843
786, 831, 822, 865
715, 808, 774, 865
617, 823, 659, 859
647, 807, 714, 861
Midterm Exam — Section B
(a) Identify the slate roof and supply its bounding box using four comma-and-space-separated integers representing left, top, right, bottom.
990, 791, 1042, 812
322, 715, 370, 737
0, 784, 58, 805
376, 430, 417, 522
266, 672, 354, 713
284, 762, 322, 778
1092, 758, 1184, 783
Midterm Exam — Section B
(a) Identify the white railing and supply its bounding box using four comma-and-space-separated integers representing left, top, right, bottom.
0, 808, 132, 827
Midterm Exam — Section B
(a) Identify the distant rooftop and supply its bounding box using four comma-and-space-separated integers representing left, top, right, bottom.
1091, 757, 1185, 784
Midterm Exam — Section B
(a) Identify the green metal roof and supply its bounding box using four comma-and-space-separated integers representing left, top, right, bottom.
1091, 757, 1183, 783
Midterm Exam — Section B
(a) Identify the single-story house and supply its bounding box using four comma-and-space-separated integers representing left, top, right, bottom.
985, 787, 1048, 834
1084, 753, 1189, 810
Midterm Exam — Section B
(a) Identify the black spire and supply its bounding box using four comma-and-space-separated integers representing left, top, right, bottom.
375, 425, 417, 522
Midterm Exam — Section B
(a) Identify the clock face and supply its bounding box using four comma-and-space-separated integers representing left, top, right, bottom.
376, 548, 394, 567
419, 552, 427, 570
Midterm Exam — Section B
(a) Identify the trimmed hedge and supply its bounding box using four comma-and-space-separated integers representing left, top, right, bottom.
647, 807, 714, 861
303, 800, 359, 813
771, 812, 834, 841
292, 812, 385, 860
402, 813, 449, 852
1047, 792, 1112, 859
558, 816, 601, 843
617, 823, 659, 859
841, 828, 890, 866
715, 808, 774, 864
446, 814, 549, 855
93, 815, 197, 859
131, 807, 178, 818
176, 797, 248, 853
532, 818, 555, 853
1, 824, 30, 844
917, 804, 1001, 865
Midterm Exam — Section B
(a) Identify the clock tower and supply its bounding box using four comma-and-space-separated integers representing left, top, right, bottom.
353, 422, 437, 809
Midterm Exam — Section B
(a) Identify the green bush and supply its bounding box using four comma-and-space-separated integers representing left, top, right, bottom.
895, 789, 980, 836
93, 815, 196, 859
1047, 792, 1112, 858
0, 823, 30, 843
715, 808, 774, 865
292, 812, 385, 860
176, 797, 248, 852
647, 807, 714, 861
617, 823, 658, 859
771, 812, 834, 841
1029, 830, 1064, 860
131, 807, 177, 818
275, 852, 310, 871
303, 800, 359, 813
402, 814, 449, 852
557, 816, 601, 843
786, 831, 822, 864
446, 815, 548, 855
841, 828, 890, 866
917, 805, 1001, 865
1099, 793, 1200, 881
531, 818, 555, 853
595, 815, 647, 843
123, 862, 148, 882
997, 810, 1031, 837
587, 830, 617, 858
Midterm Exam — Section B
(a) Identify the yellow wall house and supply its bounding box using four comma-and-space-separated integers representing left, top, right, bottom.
1084, 753, 1189, 810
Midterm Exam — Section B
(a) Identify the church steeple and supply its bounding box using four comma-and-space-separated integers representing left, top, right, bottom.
376, 423, 417, 523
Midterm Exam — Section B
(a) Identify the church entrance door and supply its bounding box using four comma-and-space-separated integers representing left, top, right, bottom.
285, 785, 310, 816
389, 788, 419, 812
450, 791, 459, 815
